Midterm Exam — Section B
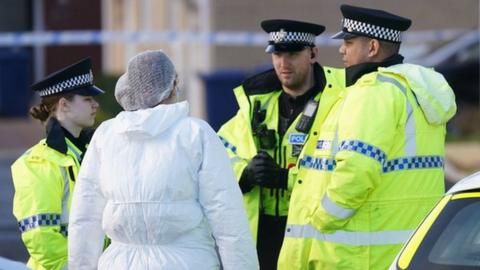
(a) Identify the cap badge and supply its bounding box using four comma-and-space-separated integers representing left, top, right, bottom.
278, 29, 287, 39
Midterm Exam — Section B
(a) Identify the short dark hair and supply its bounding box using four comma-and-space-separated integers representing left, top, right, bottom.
379, 40, 400, 57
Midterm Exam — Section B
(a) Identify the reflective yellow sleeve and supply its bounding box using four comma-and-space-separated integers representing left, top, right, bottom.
11, 157, 68, 270
218, 112, 252, 181
312, 83, 404, 230
218, 110, 261, 240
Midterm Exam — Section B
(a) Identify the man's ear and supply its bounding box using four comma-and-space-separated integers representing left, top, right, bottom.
368, 39, 381, 58
310, 47, 319, 63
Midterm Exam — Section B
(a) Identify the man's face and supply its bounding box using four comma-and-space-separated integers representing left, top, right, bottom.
339, 36, 372, 67
272, 48, 314, 92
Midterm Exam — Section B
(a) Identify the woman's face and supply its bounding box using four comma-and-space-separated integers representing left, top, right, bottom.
62, 95, 100, 129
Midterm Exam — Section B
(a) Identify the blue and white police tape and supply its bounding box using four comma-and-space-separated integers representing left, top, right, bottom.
0, 29, 473, 46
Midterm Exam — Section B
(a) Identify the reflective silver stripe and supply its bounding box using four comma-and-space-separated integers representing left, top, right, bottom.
331, 96, 348, 157
377, 75, 416, 156
331, 138, 339, 156
21, 149, 32, 157
260, 95, 274, 111
404, 108, 416, 156
59, 167, 70, 230
230, 156, 243, 165
285, 224, 412, 246
66, 141, 82, 163
321, 195, 355, 219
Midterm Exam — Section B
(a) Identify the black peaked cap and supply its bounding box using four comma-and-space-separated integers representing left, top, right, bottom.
31, 58, 104, 97
261, 19, 325, 35
332, 4, 411, 43
261, 19, 325, 53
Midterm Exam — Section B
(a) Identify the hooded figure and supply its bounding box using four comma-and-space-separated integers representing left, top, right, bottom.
68, 50, 259, 270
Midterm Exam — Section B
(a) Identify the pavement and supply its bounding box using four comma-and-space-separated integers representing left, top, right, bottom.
0, 257, 28, 270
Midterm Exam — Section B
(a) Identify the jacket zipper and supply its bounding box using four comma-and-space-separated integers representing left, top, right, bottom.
282, 145, 287, 198
275, 133, 284, 217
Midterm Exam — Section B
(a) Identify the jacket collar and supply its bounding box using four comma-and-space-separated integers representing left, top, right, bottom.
345, 54, 404, 87
280, 63, 325, 102
45, 118, 91, 154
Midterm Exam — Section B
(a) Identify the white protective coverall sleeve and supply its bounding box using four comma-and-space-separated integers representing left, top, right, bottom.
197, 121, 259, 270
68, 129, 107, 270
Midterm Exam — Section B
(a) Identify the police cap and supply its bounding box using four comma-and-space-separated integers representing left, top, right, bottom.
31, 58, 104, 97
332, 4, 412, 43
261, 19, 325, 53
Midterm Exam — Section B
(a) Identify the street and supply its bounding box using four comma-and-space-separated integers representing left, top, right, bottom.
0, 153, 28, 262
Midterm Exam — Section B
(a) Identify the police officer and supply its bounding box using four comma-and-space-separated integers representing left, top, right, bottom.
11, 58, 104, 270
278, 5, 457, 269
218, 19, 345, 269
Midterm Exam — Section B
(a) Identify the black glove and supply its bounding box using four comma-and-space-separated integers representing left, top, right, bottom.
239, 151, 288, 193
239, 164, 255, 193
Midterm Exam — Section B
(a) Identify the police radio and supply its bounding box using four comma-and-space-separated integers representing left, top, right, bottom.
295, 100, 319, 133
252, 100, 276, 150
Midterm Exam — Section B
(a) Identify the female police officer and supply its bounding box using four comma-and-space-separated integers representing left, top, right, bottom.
11, 58, 104, 270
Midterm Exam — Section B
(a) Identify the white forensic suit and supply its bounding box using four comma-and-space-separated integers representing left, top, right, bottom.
68, 101, 259, 270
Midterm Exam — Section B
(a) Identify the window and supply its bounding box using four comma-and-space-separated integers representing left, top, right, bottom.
404, 196, 480, 270
429, 201, 480, 266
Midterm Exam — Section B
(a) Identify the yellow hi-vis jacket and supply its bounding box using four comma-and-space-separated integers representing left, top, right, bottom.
11, 119, 85, 270
217, 64, 345, 241
278, 64, 456, 270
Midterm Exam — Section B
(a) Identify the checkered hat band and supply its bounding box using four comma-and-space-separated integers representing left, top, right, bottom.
269, 31, 316, 44
18, 213, 61, 233
39, 71, 93, 97
343, 18, 402, 42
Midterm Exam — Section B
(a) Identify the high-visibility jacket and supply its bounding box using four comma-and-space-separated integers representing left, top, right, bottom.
11, 119, 85, 270
278, 64, 456, 269
217, 64, 345, 240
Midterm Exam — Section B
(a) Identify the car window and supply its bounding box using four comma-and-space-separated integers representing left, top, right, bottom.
405, 196, 480, 270
429, 201, 480, 266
